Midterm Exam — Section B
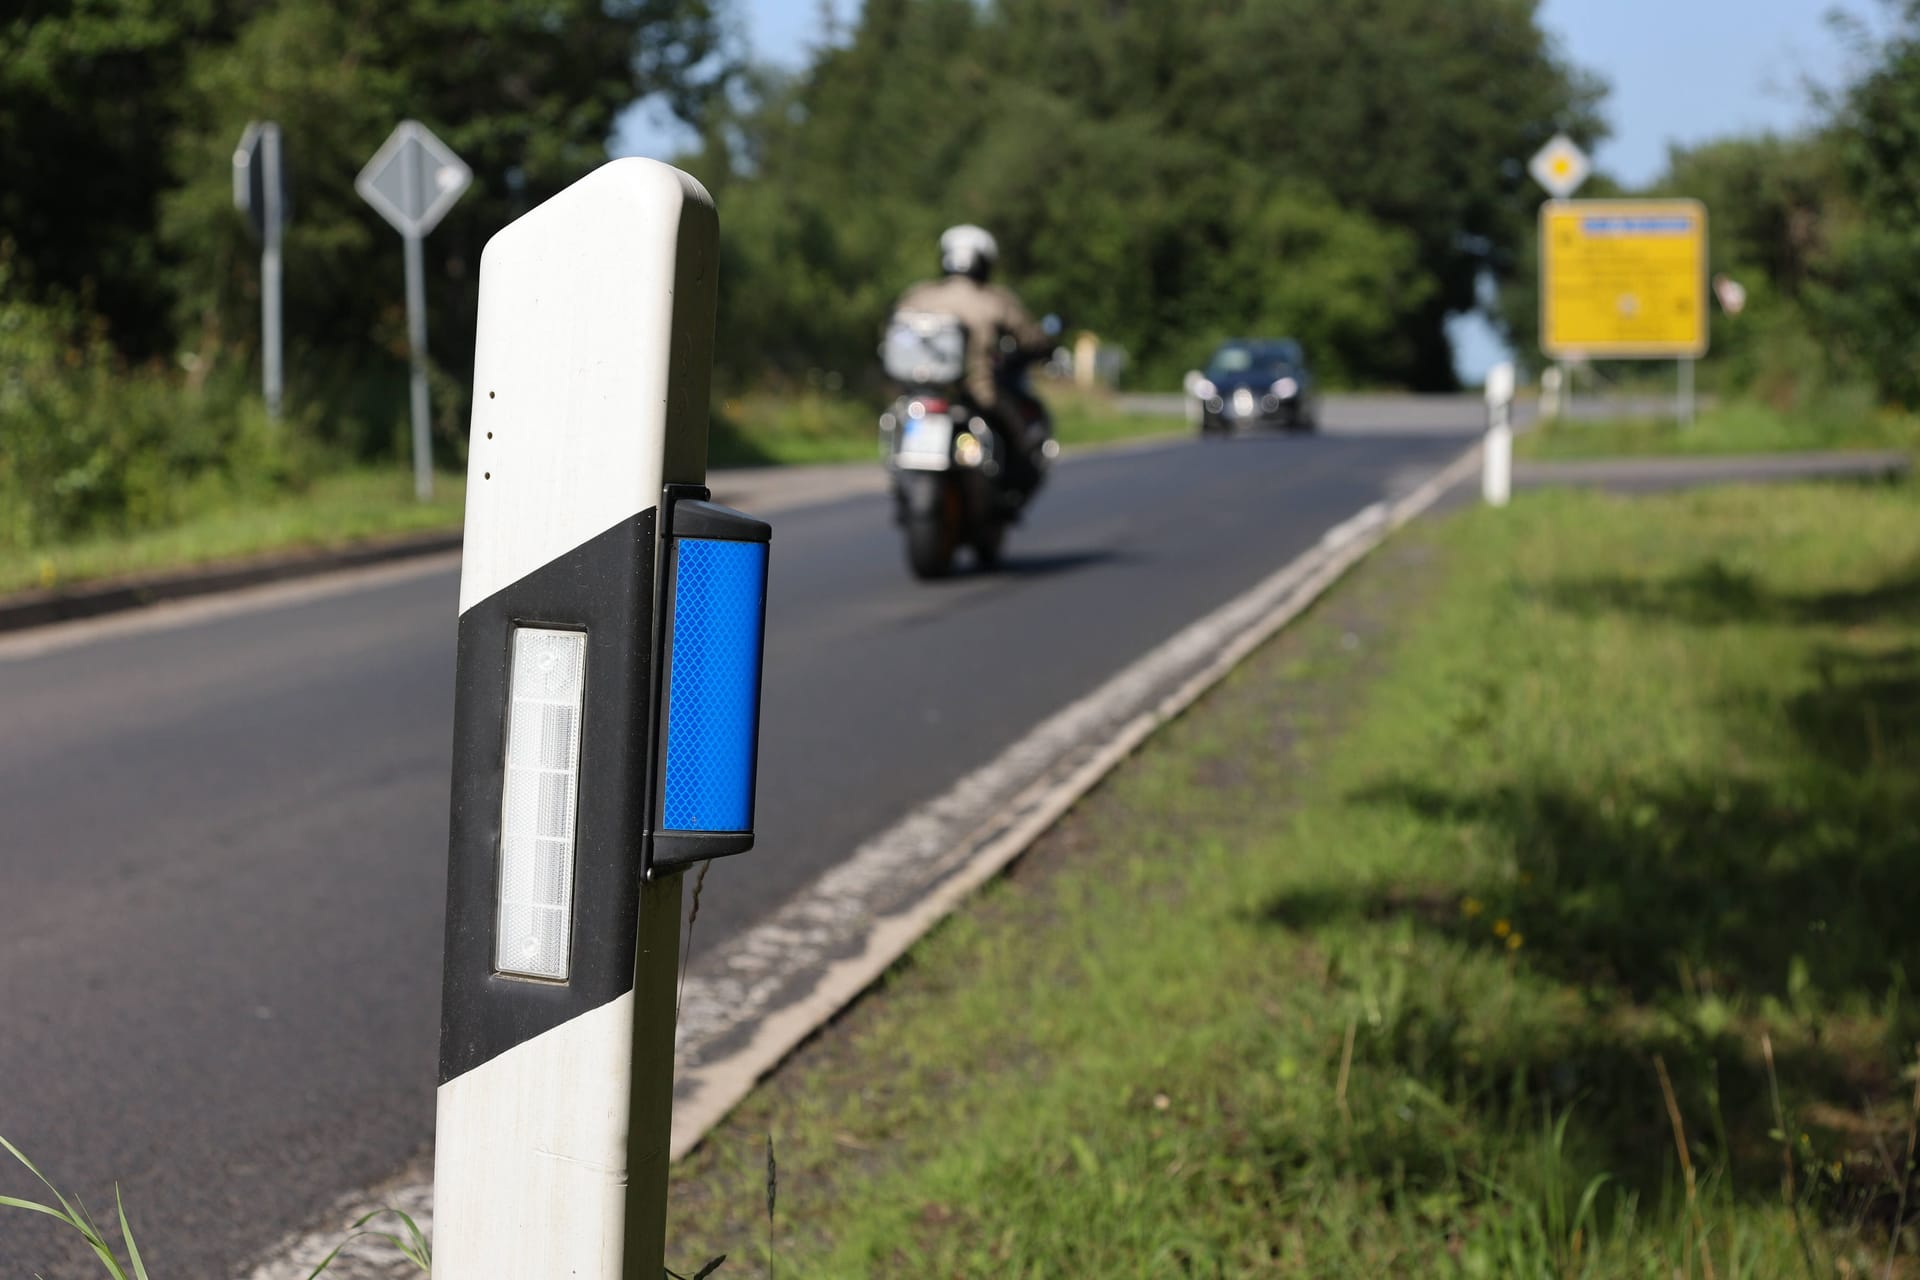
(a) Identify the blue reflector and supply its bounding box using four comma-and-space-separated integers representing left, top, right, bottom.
662, 538, 768, 832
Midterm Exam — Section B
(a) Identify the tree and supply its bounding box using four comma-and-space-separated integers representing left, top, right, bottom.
686, 0, 1606, 390
1816, 0, 1920, 405
0, 0, 248, 356
159, 0, 733, 452
3, 0, 733, 452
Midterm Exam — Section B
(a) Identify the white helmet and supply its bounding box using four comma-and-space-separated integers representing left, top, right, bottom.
939, 224, 999, 280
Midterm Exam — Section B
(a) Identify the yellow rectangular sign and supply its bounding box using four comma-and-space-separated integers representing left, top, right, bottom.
1540, 199, 1708, 359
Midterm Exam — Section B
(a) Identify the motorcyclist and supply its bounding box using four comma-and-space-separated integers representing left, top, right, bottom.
892, 225, 1055, 501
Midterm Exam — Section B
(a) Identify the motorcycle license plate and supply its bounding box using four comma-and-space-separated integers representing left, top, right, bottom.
898, 413, 953, 468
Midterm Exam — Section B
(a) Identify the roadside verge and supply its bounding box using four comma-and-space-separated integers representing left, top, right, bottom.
665, 473, 1920, 1273
239, 443, 1481, 1280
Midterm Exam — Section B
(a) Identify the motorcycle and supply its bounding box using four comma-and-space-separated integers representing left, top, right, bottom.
878, 312, 1055, 579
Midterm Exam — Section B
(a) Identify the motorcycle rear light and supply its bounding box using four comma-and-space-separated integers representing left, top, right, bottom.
910, 397, 949, 416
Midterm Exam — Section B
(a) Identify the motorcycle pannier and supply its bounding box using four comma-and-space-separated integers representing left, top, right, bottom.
882, 310, 967, 385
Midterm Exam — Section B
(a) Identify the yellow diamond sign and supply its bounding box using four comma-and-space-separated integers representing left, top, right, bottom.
1540, 199, 1709, 359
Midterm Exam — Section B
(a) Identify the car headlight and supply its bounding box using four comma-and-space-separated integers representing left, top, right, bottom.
1272, 377, 1299, 398
1194, 378, 1216, 399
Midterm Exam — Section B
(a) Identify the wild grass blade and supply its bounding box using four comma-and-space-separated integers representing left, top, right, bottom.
344, 1209, 432, 1271
115, 1187, 148, 1280
301, 1238, 355, 1280
1, 1137, 131, 1280
0, 1193, 73, 1221
1885, 1041, 1920, 1280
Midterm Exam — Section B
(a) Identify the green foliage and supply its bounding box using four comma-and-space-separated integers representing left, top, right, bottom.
685, 0, 1605, 391
0, 467, 467, 595
670, 479, 1920, 1274
1518, 396, 1916, 461
1810, 222, 1920, 410
156, 0, 732, 448
1590, 2, 1920, 412
0, 1135, 152, 1280
0, 244, 315, 551
708, 383, 1181, 468
0, 0, 236, 357
2, 0, 732, 437
301, 1208, 431, 1278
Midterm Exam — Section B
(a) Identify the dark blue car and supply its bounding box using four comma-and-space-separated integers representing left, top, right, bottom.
1189, 338, 1317, 435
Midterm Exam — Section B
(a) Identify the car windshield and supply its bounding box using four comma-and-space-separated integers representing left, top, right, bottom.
1208, 342, 1300, 376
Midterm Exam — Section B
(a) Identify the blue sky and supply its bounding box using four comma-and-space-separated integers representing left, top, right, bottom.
615, 0, 1891, 381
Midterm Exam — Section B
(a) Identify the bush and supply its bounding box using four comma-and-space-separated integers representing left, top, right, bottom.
0, 247, 316, 551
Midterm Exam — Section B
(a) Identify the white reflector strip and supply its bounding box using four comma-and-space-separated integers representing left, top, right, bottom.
496, 627, 586, 980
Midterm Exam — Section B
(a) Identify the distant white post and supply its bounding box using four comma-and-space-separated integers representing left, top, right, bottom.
432, 158, 770, 1280
1678, 357, 1695, 427
1539, 364, 1562, 421
1483, 361, 1515, 508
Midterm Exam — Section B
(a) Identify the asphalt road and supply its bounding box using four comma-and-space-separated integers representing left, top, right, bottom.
0, 413, 1474, 1278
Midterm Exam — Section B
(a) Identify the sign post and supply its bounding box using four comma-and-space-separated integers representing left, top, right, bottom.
233, 122, 289, 419
356, 121, 472, 501
432, 158, 771, 1280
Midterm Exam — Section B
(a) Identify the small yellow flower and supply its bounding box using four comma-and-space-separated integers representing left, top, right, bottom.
1506, 932, 1524, 951
1518, 871, 1534, 886
1461, 897, 1484, 919
1493, 919, 1512, 938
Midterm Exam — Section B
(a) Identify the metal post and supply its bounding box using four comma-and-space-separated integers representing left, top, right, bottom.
400, 133, 434, 501
403, 232, 432, 500
260, 122, 284, 421
433, 158, 754, 1280
1678, 357, 1695, 427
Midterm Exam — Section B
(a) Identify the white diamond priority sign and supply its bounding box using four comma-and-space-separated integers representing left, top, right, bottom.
356, 120, 471, 239
1529, 133, 1591, 200
358, 119, 471, 504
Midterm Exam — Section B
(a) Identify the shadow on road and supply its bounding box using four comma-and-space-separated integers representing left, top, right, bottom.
997, 548, 1128, 578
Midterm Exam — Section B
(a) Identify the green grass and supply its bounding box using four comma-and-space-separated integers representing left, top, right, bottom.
0, 467, 466, 596
1519, 398, 1920, 461
670, 476, 1920, 1276
710, 384, 1180, 467
4, 385, 1178, 597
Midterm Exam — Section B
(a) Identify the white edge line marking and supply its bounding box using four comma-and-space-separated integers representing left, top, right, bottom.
237, 442, 1479, 1279
0, 551, 461, 663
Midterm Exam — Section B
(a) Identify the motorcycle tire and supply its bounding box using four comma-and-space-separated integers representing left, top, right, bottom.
905, 479, 962, 578
972, 520, 1005, 570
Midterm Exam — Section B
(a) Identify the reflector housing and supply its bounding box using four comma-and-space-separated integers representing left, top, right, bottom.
648, 491, 771, 873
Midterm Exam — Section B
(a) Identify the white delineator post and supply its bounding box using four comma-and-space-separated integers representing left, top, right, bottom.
1483, 360, 1515, 508
433, 158, 719, 1279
